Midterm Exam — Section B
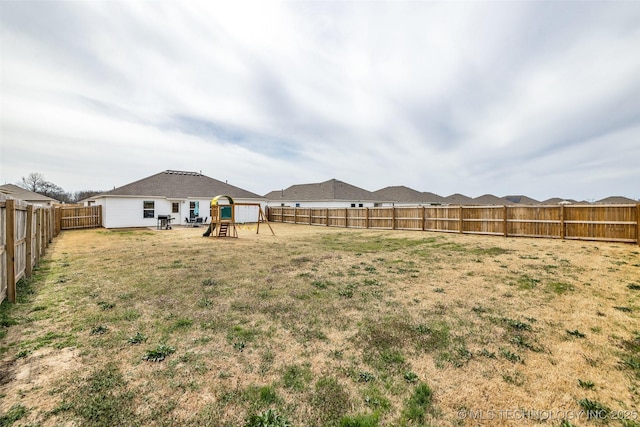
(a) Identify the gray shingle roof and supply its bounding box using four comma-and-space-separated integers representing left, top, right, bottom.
98, 170, 264, 199
502, 195, 540, 205
541, 197, 579, 204
372, 186, 445, 204
595, 196, 638, 204
442, 193, 474, 204
472, 194, 513, 205
422, 192, 445, 204
265, 179, 378, 201
0, 184, 61, 204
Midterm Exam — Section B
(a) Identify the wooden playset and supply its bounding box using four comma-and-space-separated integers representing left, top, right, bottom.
204, 195, 273, 238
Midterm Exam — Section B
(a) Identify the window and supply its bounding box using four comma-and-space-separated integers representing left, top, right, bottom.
143, 201, 155, 218
358, 203, 363, 208
189, 201, 200, 218
350, 203, 356, 208
172, 202, 179, 213
295, 203, 300, 207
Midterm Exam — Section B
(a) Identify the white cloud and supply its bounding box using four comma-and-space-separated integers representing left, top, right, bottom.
1, 0, 639, 200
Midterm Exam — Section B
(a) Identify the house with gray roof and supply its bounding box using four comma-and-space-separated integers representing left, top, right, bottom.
502, 195, 540, 205
541, 198, 581, 205
595, 196, 638, 204
89, 170, 265, 228
472, 194, 513, 205
442, 193, 474, 205
0, 183, 60, 206
264, 179, 387, 208
372, 186, 445, 206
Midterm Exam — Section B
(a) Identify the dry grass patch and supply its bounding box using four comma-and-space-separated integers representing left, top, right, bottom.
1, 224, 639, 426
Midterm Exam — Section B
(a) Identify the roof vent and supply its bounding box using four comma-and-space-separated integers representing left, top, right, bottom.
165, 170, 201, 176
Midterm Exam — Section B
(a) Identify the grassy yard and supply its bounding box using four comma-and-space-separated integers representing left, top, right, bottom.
1, 223, 639, 426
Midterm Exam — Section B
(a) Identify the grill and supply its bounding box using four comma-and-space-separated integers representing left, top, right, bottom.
157, 215, 173, 230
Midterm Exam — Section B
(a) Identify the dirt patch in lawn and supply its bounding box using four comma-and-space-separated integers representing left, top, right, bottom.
1, 224, 639, 426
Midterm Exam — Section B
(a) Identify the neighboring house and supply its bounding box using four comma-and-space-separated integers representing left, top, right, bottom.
0, 184, 60, 206
503, 195, 540, 205
595, 196, 638, 204
541, 198, 580, 205
264, 179, 388, 208
442, 193, 474, 205
89, 170, 265, 228
472, 194, 513, 205
422, 192, 446, 205
372, 186, 445, 206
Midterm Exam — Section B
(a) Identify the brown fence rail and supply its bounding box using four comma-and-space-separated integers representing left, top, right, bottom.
1, 199, 102, 303
267, 204, 640, 245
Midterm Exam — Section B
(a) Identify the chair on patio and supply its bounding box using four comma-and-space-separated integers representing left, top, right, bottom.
185, 217, 195, 227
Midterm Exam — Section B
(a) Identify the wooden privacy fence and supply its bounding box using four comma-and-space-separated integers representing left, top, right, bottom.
55, 204, 103, 234
267, 204, 640, 245
1, 198, 55, 303
1, 200, 102, 303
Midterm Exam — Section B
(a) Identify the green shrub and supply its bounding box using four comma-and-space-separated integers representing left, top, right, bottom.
142, 344, 175, 362
244, 408, 290, 427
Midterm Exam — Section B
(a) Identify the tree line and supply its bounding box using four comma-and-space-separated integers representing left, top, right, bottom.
19, 172, 103, 204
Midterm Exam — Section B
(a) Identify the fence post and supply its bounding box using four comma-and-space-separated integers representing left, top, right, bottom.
26, 204, 34, 278
365, 207, 369, 229
43, 209, 48, 248
294, 207, 297, 224
560, 204, 565, 240
344, 208, 348, 228
421, 206, 426, 231
42, 208, 46, 249
503, 205, 508, 237
55, 206, 61, 236
50, 208, 54, 241
637, 203, 640, 246
36, 208, 42, 258
6, 199, 16, 303
459, 206, 463, 233
392, 207, 396, 230
325, 208, 329, 226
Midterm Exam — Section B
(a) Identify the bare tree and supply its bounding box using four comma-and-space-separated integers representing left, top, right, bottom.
73, 190, 104, 203
19, 172, 72, 203
21, 172, 47, 192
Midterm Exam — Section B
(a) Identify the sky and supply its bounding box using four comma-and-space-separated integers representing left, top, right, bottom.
1, 1, 639, 202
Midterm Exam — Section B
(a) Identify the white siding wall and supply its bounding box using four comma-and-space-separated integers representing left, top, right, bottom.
235, 204, 261, 223
265, 201, 378, 208
95, 197, 267, 228
96, 197, 176, 228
